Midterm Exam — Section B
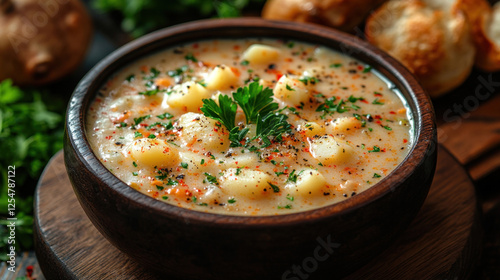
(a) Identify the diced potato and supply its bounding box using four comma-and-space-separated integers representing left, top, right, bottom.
127, 138, 180, 168
241, 44, 280, 65
332, 117, 363, 133
167, 82, 210, 112
205, 65, 239, 90
289, 169, 327, 196
309, 135, 355, 165
296, 120, 325, 137
273, 75, 310, 106
221, 153, 258, 169
178, 112, 230, 152
220, 168, 272, 197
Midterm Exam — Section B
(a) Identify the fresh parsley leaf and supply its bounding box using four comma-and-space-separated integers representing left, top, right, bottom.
201, 95, 237, 131
185, 53, 198, 62
233, 81, 278, 124
157, 112, 174, 120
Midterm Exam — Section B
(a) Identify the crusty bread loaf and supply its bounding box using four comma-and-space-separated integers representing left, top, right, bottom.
365, 0, 476, 97
262, 0, 386, 32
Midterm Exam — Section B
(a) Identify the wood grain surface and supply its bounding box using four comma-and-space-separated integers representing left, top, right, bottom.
34, 146, 480, 279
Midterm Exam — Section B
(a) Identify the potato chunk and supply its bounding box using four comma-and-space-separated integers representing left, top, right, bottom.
289, 169, 327, 196
167, 82, 210, 112
178, 113, 230, 152
331, 117, 363, 134
241, 44, 280, 65
220, 168, 272, 197
296, 120, 325, 137
309, 135, 355, 165
274, 75, 310, 106
127, 138, 179, 168
205, 65, 239, 90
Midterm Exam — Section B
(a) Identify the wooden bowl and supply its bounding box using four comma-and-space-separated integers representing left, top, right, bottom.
64, 18, 437, 280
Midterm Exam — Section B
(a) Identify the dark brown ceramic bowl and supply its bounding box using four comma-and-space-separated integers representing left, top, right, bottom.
64, 18, 436, 280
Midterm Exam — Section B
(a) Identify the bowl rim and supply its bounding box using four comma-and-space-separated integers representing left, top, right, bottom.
66, 18, 436, 227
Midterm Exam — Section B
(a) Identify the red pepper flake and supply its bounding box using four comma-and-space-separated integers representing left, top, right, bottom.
374, 115, 382, 119
193, 43, 199, 48
390, 111, 396, 114
233, 45, 240, 50
26, 265, 34, 277
360, 99, 369, 104
403, 139, 408, 143
105, 136, 112, 140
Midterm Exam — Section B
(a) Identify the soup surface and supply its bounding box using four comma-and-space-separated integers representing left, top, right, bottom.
87, 39, 412, 215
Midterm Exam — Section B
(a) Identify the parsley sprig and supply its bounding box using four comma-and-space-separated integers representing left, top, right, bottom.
201, 82, 291, 147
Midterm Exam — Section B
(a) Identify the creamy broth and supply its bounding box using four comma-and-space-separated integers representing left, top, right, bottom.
86, 39, 412, 215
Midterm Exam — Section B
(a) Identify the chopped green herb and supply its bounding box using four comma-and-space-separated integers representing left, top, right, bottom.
148, 134, 156, 139
286, 84, 295, 91
286, 195, 294, 202
278, 204, 292, 209
134, 131, 143, 138
119, 122, 127, 128
156, 185, 164, 190
240, 60, 249, 66
286, 41, 295, 48
185, 53, 198, 62
126, 74, 135, 82
201, 159, 205, 165
373, 173, 382, 178
132, 172, 138, 176
228, 198, 237, 204
204, 172, 219, 185
235, 167, 242, 175
299, 76, 318, 85
162, 196, 169, 200
369, 146, 381, 153
134, 115, 151, 126
368, 128, 373, 132
268, 182, 280, 193
132, 161, 138, 167
167, 178, 178, 185
372, 98, 385, 105
383, 126, 392, 131
181, 162, 188, 169
330, 63, 342, 68
138, 89, 161, 96
362, 66, 372, 73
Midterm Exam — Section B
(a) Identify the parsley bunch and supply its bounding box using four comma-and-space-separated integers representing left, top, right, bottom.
0, 80, 64, 260
201, 82, 291, 148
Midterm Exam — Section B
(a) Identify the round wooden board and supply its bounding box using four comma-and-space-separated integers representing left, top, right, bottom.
34, 146, 481, 279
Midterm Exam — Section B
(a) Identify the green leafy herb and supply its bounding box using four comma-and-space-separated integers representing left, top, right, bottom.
373, 173, 382, 178
181, 162, 188, 169
372, 98, 384, 105
201, 95, 237, 130
285, 84, 295, 91
167, 178, 178, 185
235, 167, 243, 175
156, 185, 164, 190
369, 146, 381, 153
362, 66, 372, 73
134, 131, 143, 138
148, 134, 156, 139
204, 172, 219, 185
268, 182, 280, 193
286, 195, 294, 202
277, 204, 292, 209
185, 53, 198, 62
233, 81, 278, 124
157, 112, 174, 120
132, 161, 138, 167
330, 63, 342, 68
299, 76, 318, 85
383, 126, 392, 131
134, 115, 151, 126
162, 196, 169, 200
240, 60, 249, 66
126, 74, 135, 82
228, 198, 237, 204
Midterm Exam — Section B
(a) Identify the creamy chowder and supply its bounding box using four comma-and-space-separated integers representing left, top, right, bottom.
86, 39, 412, 215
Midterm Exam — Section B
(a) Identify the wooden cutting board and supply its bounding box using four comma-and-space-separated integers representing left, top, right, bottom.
34, 146, 481, 279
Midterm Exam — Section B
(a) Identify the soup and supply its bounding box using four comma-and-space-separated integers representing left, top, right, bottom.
86, 39, 412, 215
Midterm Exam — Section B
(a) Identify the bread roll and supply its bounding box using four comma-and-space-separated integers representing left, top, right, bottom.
262, 0, 386, 32
365, 0, 476, 97
458, 0, 500, 72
